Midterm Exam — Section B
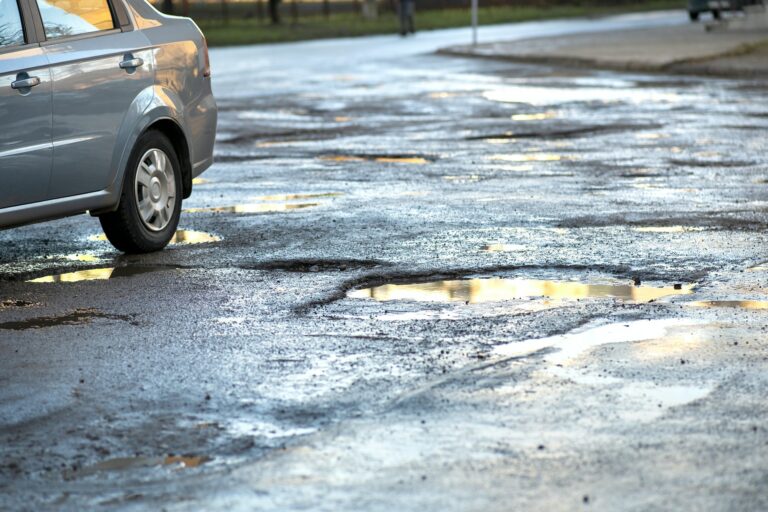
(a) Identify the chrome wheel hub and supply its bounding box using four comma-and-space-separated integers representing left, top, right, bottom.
134, 148, 176, 232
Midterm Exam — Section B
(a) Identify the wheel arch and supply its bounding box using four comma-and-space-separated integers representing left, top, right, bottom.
145, 118, 193, 200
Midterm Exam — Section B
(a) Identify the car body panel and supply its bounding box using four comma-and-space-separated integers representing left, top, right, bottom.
44, 29, 155, 198
0, 0, 216, 229
0, 46, 53, 209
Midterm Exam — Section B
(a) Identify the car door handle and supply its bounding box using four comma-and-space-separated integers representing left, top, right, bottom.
119, 57, 144, 70
11, 76, 41, 90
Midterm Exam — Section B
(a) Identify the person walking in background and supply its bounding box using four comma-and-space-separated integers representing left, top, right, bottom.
399, 0, 415, 36
269, 0, 281, 24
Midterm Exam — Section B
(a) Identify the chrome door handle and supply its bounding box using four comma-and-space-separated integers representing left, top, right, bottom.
11, 76, 41, 90
119, 57, 144, 70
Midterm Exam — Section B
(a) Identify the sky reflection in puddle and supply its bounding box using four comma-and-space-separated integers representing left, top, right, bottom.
68, 455, 210, 478
348, 278, 692, 304
91, 230, 221, 245
27, 266, 180, 283
511, 112, 557, 121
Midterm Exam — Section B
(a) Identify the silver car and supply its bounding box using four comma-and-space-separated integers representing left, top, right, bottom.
0, 0, 216, 252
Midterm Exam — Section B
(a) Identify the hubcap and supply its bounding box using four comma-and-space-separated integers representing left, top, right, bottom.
134, 148, 176, 232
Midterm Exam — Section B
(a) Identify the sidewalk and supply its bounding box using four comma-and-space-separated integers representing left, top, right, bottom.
440, 13, 768, 78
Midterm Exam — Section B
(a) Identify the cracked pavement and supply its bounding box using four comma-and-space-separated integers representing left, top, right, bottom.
1, 11, 768, 511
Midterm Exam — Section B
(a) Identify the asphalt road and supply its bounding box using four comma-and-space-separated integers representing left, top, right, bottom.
2, 10, 768, 511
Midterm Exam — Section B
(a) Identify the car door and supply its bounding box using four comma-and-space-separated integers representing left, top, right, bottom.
0, 0, 52, 209
33, 0, 152, 199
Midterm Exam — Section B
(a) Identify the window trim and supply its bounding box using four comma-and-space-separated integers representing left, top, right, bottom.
22, 0, 133, 46
0, 0, 34, 52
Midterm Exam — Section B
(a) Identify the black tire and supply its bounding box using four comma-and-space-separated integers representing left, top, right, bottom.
99, 130, 182, 253
712, 9, 721, 19
689, 10, 700, 21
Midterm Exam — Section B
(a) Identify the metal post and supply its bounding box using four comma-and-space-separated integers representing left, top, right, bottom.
471, 0, 478, 46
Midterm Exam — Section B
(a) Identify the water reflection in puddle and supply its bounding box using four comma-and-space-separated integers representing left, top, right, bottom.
68, 455, 210, 478
511, 112, 556, 121
192, 177, 210, 185
349, 278, 692, 304
91, 230, 221, 246
28, 266, 180, 283
687, 300, 768, 310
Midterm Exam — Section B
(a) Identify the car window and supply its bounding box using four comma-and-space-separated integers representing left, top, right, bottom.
35, 0, 115, 40
0, 0, 25, 48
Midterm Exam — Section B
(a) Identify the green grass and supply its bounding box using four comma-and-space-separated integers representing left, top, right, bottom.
199, 0, 684, 46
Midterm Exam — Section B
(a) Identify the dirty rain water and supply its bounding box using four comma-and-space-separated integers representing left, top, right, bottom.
348, 277, 693, 304
91, 230, 221, 245
27, 266, 182, 283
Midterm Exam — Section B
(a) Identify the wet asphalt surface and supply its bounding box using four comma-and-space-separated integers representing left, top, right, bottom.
2, 11, 768, 511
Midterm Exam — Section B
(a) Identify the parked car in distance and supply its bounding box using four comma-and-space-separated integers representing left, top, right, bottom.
0, 0, 216, 252
688, 0, 764, 20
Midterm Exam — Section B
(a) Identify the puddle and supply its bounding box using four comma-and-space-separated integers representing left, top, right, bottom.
632, 226, 706, 234
0, 308, 132, 330
490, 153, 565, 163
169, 230, 221, 245
27, 266, 181, 283
67, 454, 210, 478
428, 92, 457, 99
252, 192, 342, 201
185, 203, 319, 214
91, 230, 220, 246
686, 300, 768, 310
348, 278, 692, 304
481, 244, 526, 252
511, 112, 556, 121
319, 154, 431, 165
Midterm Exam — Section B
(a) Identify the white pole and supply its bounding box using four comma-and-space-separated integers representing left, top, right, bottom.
471, 0, 478, 45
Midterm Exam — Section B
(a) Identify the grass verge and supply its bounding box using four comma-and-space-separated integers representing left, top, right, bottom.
199, 0, 684, 46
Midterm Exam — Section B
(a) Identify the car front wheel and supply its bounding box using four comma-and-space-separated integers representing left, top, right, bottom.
99, 130, 182, 253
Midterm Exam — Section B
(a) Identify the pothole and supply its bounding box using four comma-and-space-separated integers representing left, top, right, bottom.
90, 230, 221, 246
687, 300, 768, 310
252, 193, 342, 201
348, 277, 692, 304
319, 154, 434, 164
0, 308, 134, 330
184, 203, 319, 214
481, 244, 527, 253
489, 153, 568, 163
246, 259, 383, 272
27, 265, 182, 283
65, 455, 210, 479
